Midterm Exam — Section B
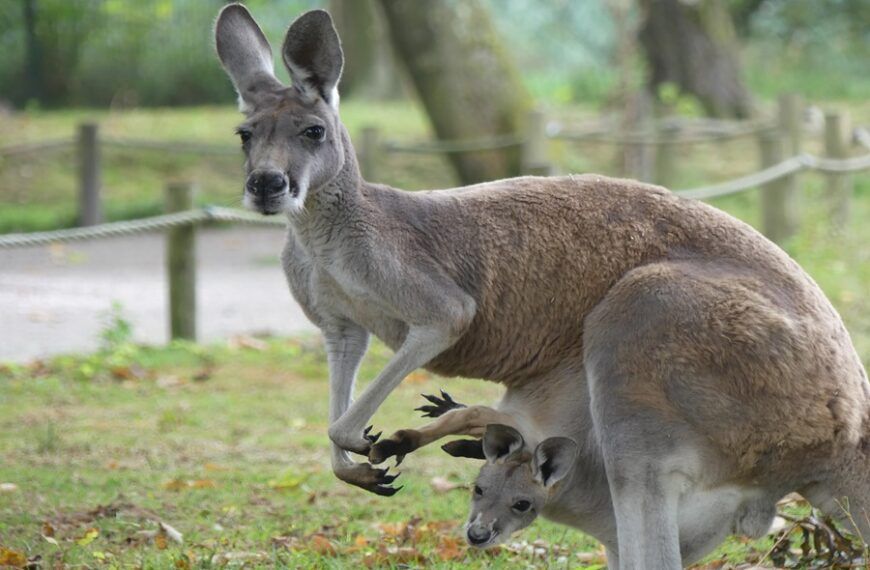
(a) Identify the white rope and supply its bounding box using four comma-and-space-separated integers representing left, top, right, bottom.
0, 208, 285, 249
676, 151, 870, 200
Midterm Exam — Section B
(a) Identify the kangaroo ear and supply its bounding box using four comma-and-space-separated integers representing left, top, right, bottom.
482, 424, 525, 464
532, 437, 578, 488
215, 3, 283, 113
442, 439, 485, 460
282, 10, 343, 110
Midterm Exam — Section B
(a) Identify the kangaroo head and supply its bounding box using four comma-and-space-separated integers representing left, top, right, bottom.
215, 4, 346, 215
463, 424, 578, 548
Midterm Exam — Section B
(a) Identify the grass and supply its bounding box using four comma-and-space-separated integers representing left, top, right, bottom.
0, 98, 868, 567
3, 334, 851, 569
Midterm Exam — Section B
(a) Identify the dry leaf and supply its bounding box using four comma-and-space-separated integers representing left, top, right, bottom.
155, 533, 168, 550
403, 371, 430, 385
163, 479, 216, 491
308, 534, 337, 556
0, 547, 27, 567
210, 551, 269, 565
76, 527, 99, 546
268, 472, 308, 490
436, 536, 465, 561
159, 521, 184, 544
228, 336, 268, 351
0, 482, 18, 493
41, 522, 54, 537
430, 476, 462, 494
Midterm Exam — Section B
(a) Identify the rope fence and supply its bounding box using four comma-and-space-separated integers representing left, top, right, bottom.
1, 91, 867, 247
1, 93, 868, 341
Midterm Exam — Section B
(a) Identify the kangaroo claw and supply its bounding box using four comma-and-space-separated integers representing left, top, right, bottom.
415, 389, 466, 418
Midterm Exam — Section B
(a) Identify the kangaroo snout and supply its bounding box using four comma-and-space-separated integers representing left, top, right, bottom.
246, 170, 289, 198
466, 524, 493, 546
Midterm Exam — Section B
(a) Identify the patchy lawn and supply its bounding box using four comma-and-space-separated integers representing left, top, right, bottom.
0, 333, 865, 569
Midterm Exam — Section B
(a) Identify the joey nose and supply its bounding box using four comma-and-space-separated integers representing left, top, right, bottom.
466, 526, 491, 546
246, 170, 287, 197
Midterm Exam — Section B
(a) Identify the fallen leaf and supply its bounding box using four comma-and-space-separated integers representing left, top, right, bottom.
403, 371, 430, 385
268, 472, 308, 491
156, 375, 184, 389
210, 551, 269, 565
41, 522, 54, 537
228, 336, 268, 351
42, 535, 59, 547
155, 534, 168, 550
76, 527, 99, 546
308, 534, 337, 556
163, 479, 216, 491
430, 476, 463, 494
436, 535, 465, 561
159, 521, 184, 544
0, 547, 27, 567
0, 482, 18, 493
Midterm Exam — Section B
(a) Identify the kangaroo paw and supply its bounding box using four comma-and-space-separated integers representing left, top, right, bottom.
415, 389, 466, 418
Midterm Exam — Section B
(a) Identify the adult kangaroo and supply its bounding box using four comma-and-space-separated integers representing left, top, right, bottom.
214, 5, 869, 565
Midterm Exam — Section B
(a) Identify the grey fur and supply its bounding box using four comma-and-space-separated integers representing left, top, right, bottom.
215, 4, 870, 562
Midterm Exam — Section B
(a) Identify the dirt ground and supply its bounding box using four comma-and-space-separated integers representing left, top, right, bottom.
0, 226, 318, 362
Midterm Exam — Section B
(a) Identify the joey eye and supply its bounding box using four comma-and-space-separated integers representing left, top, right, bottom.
473, 485, 483, 497
237, 130, 252, 144
303, 125, 325, 141
512, 500, 531, 513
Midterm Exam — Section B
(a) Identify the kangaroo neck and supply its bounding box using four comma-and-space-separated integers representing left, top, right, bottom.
288, 125, 368, 249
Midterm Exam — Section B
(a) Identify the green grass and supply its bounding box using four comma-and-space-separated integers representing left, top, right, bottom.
0, 99, 868, 566
1, 335, 843, 569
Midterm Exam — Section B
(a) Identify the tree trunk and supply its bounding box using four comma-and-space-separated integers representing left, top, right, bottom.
22, 0, 44, 105
330, 0, 401, 99
378, 0, 531, 184
638, 0, 754, 118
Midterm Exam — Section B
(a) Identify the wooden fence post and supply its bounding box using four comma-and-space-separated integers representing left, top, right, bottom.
824, 110, 851, 228
759, 130, 792, 244
654, 124, 679, 189
77, 123, 102, 226
522, 109, 552, 176
359, 126, 381, 181
165, 181, 197, 341
769, 93, 801, 241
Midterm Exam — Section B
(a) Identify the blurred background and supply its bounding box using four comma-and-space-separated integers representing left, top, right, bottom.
0, 0, 867, 361
1, 2, 869, 568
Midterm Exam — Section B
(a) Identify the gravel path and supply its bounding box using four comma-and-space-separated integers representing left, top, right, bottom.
0, 226, 318, 362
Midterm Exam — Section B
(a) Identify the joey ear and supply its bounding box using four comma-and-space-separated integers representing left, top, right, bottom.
532, 437, 578, 488
442, 439, 485, 460
215, 3, 283, 112
282, 10, 343, 110
482, 424, 525, 464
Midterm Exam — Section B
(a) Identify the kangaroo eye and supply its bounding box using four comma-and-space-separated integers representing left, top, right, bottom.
512, 500, 531, 512
473, 485, 483, 497
303, 126, 325, 141
236, 129, 252, 144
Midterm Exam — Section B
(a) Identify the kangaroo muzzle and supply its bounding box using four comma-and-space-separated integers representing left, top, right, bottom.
246, 170, 289, 198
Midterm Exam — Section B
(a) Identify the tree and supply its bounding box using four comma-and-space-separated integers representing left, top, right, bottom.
329, 0, 401, 99
22, 0, 43, 104
378, 0, 531, 184
638, 0, 754, 118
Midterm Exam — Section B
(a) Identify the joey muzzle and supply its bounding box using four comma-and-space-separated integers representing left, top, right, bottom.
466, 524, 494, 546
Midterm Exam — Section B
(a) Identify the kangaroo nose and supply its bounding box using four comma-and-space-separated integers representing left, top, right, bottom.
246, 170, 287, 197
466, 526, 492, 546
